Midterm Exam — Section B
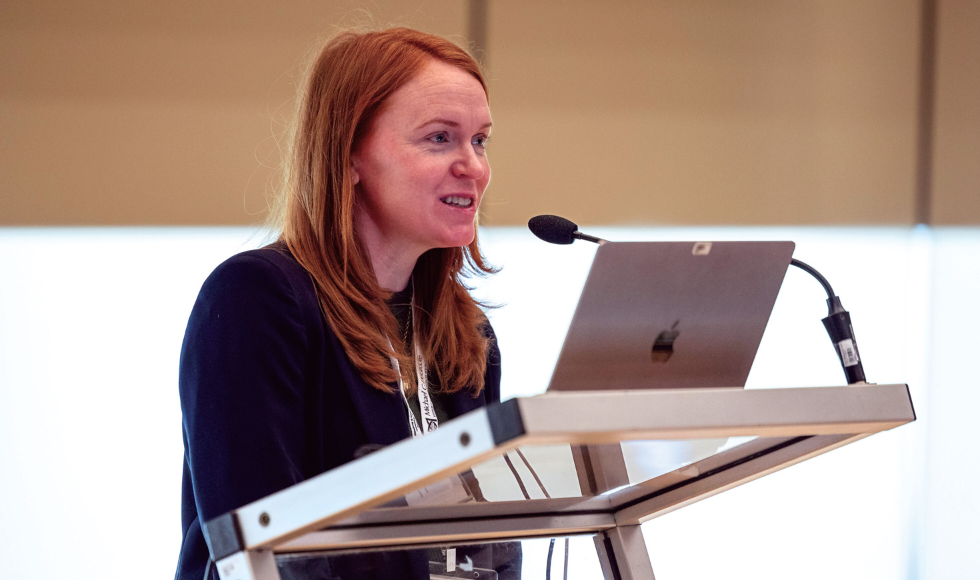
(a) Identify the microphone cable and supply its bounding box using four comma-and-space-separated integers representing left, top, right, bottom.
503, 447, 570, 580
545, 536, 571, 580
546, 539, 555, 580
501, 453, 532, 500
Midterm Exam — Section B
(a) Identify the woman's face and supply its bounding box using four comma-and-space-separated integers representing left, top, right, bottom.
351, 59, 491, 261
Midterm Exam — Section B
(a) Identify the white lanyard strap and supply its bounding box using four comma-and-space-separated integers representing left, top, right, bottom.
387, 287, 438, 438
412, 338, 438, 435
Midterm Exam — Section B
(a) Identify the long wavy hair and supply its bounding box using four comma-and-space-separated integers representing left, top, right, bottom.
268, 28, 495, 396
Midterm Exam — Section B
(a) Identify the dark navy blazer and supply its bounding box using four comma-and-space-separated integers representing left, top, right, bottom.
175, 246, 502, 579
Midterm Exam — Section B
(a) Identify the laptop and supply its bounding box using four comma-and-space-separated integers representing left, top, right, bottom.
546, 241, 795, 391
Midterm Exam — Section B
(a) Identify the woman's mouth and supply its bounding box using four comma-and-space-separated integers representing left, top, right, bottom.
440, 195, 473, 208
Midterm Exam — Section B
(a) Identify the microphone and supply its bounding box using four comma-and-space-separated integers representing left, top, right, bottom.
527, 214, 606, 245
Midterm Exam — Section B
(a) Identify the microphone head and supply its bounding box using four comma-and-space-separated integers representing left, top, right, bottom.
528, 214, 578, 245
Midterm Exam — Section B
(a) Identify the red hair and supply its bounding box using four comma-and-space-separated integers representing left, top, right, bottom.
270, 28, 495, 395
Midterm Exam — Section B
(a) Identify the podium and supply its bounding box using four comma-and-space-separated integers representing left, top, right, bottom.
205, 384, 914, 580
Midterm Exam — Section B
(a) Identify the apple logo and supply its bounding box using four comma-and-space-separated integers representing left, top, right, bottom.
651, 320, 680, 363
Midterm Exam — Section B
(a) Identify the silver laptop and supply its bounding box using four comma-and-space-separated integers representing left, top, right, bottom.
547, 241, 795, 391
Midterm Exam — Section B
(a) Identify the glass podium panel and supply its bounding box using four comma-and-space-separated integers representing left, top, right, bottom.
205, 385, 915, 580
350, 437, 756, 509
276, 435, 800, 556
273, 535, 605, 580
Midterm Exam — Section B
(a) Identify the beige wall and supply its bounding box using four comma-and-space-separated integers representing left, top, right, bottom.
0, 0, 467, 225
484, 0, 922, 226
1, 0, 977, 226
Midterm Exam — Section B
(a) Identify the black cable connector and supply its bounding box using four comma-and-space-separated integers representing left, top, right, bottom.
790, 259, 867, 385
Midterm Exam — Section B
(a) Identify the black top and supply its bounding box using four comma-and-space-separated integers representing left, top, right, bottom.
175, 245, 507, 579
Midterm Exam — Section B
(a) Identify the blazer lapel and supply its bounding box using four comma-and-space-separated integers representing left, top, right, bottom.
445, 388, 488, 421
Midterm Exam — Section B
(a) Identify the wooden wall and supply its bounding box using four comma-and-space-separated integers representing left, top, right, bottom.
1, 0, 976, 226
932, 0, 980, 224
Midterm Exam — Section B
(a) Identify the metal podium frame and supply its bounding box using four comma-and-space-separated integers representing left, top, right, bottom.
204, 384, 915, 580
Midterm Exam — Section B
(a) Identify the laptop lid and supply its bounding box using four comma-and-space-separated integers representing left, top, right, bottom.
547, 241, 795, 391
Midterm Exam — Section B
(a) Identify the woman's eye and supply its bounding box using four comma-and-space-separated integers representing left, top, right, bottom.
430, 133, 448, 144
473, 135, 489, 147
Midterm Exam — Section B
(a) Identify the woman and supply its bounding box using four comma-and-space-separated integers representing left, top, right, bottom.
175, 28, 516, 579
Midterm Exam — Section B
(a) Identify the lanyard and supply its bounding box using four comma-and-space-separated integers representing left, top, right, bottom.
387, 287, 438, 438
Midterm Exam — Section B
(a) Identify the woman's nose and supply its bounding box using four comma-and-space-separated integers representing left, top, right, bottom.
452, 146, 486, 180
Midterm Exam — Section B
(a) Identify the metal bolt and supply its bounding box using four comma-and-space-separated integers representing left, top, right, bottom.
259, 512, 271, 527
459, 432, 471, 447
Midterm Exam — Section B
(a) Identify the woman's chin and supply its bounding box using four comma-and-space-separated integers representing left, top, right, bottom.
431, 237, 474, 250
432, 225, 477, 249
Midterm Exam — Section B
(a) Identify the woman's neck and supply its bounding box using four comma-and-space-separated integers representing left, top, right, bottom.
356, 229, 421, 292
354, 204, 429, 292
370, 248, 418, 292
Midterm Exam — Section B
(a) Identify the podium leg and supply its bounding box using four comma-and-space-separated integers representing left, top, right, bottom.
215, 550, 280, 580
594, 525, 656, 580
571, 444, 631, 495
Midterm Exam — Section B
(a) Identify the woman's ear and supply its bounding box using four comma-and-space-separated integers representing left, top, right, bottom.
350, 153, 361, 185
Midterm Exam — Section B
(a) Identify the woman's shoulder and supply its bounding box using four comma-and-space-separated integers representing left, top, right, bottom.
201, 243, 308, 295
206, 242, 301, 281
194, 242, 320, 322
